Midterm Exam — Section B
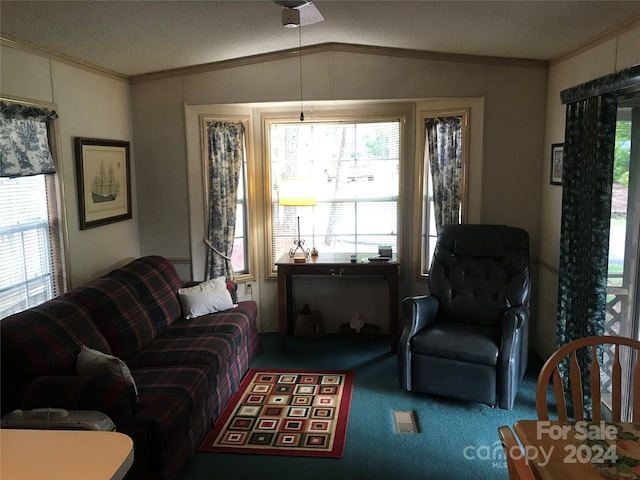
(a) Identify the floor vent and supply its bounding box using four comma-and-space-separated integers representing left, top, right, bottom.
393, 410, 419, 434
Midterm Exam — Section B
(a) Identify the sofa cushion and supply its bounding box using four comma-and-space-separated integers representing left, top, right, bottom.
121, 365, 209, 479
178, 277, 234, 319
77, 345, 139, 398
128, 335, 234, 377
165, 300, 260, 366
108, 256, 183, 333
0, 297, 111, 378
65, 277, 156, 361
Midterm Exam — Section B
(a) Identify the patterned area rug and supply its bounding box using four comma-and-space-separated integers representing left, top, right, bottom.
199, 369, 354, 458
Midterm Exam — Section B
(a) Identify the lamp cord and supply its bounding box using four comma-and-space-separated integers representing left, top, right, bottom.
299, 25, 304, 122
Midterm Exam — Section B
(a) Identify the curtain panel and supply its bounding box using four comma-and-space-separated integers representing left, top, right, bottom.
556, 92, 618, 418
555, 66, 640, 418
204, 121, 244, 281
0, 102, 58, 177
425, 116, 462, 233
557, 94, 618, 346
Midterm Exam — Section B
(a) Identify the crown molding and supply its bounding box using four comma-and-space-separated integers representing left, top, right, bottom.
1, 34, 130, 82
550, 14, 640, 66
130, 42, 547, 84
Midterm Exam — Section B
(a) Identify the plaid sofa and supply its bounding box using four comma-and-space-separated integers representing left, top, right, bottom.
1, 256, 261, 479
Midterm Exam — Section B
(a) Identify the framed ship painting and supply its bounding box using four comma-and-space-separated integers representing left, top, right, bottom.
75, 137, 132, 229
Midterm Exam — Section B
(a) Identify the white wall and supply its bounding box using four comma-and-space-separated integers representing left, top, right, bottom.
536, 24, 640, 359
132, 47, 547, 334
1, 45, 140, 287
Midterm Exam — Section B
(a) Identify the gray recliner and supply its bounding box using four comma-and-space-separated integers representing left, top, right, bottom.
398, 224, 530, 410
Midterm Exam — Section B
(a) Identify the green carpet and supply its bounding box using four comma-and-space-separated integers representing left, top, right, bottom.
182, 333, 540, 479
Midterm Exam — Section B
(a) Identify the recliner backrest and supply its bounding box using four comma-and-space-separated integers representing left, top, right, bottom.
428, 224, 530, 326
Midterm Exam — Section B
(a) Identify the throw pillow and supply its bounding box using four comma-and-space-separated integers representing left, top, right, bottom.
178, 277, 234, 319
77, 345, 139, 399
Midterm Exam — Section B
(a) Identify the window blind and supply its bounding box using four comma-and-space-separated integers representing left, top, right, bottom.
0, 175, 59, 319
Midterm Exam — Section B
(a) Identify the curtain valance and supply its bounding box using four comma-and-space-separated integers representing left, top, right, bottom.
561, 64, 640, 105
0, 101, 58, 177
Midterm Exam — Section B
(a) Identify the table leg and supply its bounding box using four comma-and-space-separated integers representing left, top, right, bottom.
389, 266, 399, 353
278, 271, 287, 351
285, 274, 293, 335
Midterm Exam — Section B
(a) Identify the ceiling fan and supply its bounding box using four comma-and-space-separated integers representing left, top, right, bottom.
274, 1, 324, 28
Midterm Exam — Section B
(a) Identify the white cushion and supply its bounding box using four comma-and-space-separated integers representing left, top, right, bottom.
178, 277, 234, 319
77, 345, 138, 398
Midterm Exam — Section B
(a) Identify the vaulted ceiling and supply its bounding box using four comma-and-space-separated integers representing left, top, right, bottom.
1, 1, 640, 77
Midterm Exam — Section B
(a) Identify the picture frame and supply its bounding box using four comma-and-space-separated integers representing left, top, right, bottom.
75, 137, 132, 229
550, 143, 564, 186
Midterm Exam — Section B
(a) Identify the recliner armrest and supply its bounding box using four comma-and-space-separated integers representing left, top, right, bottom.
501, 306, 529, 331
398, 295, 439, 391
498, 306, 530, 409
401, 295, 440, 338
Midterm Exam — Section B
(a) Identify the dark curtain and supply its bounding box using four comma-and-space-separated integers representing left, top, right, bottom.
557, 94, 618, 347
555, 64, 640, 417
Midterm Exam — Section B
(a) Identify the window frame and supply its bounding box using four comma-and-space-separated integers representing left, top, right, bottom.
413, 109, 469, 279
0, 96, 69, 316
199, 114, 256, 281
263, 113, 404, 277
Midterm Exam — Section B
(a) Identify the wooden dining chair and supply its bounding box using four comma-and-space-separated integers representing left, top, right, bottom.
536, 335, 640, 421
497, 426, 536, 480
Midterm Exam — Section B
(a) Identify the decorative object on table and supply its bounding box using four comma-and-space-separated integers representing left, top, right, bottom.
279, 178, 317, 259
550, 143, 564, 185
311, 247, 319, 257
580, 422, 640, 480
378, 245, 392, 258
339, 322, 380, 342
349, 313, 364, 332
75, 137, 132, 229
294, 304, 324, 338
199, 369, 353, 458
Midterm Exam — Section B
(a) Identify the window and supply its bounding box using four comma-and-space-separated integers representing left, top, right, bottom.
0, 100, 66, 319
266, 118, 401, 273
416, 111, 468, 277
201, 117, 252, 278
232, 147, 249, 275
0, 175, 64, 318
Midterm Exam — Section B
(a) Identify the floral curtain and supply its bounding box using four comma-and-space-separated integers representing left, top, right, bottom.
204, 121, 244, 281
425, 116, 462, 232
0, 102, 58, 177
555, 65, 640, 418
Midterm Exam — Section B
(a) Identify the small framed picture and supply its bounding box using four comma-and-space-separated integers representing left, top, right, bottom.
75, 137, 132, 229
550, 143, 564, 186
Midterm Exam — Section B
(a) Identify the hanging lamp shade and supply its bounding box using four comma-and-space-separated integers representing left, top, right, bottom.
279, 178, 316, 206
281, 8, 300, 27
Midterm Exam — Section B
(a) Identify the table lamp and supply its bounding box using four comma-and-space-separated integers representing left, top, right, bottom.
279, 178, 317, 261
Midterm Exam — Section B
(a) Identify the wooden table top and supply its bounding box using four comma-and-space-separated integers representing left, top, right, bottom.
0, 429, 134, 479
514, 420, 640, 480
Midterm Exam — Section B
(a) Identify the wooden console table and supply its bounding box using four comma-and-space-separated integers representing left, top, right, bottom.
275, 253, 399, 353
